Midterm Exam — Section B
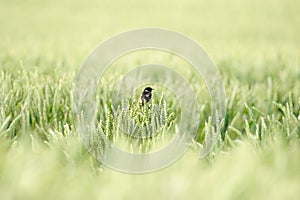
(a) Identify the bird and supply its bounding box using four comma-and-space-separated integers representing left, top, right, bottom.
141, 87, 154, 106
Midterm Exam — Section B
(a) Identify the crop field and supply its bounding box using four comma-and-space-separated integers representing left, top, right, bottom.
0, 0, 300, 199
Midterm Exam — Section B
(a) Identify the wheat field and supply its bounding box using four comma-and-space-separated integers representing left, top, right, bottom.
0, 0, 300, 199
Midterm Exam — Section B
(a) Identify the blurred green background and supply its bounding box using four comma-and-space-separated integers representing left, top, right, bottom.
0, 0, 299, 199
1, 0, 299, 69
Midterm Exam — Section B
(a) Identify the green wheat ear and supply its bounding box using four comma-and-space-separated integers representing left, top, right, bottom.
94, 95, 177, 153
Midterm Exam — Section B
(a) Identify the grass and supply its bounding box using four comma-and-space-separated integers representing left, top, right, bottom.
0, 0, 300, 199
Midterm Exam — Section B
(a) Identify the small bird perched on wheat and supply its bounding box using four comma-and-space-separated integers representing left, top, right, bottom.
141, 87, 154, 106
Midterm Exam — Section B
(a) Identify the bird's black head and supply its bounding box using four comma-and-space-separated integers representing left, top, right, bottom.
143, 87, 154, 93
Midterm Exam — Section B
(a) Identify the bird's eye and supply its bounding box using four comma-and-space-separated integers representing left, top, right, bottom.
145, 89, 148, 92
